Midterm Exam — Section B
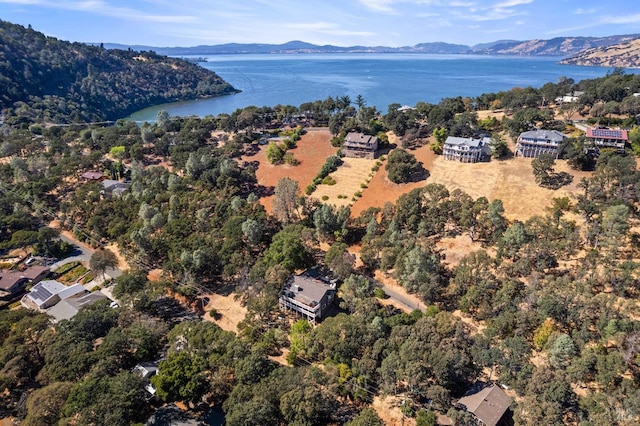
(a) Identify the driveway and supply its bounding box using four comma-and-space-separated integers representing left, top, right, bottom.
50, 231, 122, 280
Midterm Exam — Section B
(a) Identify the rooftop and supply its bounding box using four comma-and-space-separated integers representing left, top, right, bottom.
458, 385, 511, 426
586, 127, 629, 141
345, 132, 378, 147
81, 171, 105, 180
282, 273, 335, 308
444, 136, 490, 148
46, 291, 108, 322
518, 129, 565, 143
27, 280, 67, 306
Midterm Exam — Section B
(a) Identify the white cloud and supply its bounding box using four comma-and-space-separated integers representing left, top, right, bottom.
600, 13, 640, 25
493, 0, 533, 7
574, 8, 596, 15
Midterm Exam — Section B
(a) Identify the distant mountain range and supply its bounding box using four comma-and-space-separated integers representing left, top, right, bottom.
101, 34, 640, 57
560, 37, 640, 68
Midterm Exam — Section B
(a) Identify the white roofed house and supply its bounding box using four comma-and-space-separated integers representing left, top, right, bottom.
515, 129, 565, 159
21, 280, 108, 322
443, 136, 491, 163
342, 132, 379, 159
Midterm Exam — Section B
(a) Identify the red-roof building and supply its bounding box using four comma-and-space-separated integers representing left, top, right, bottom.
81, 171, 106, 181
586, 127, 628, 152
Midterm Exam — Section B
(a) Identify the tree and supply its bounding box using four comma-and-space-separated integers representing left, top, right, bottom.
22, 381, 74, 426
89, 248, 118, 281
549, 333, 576, 370
266, 142, 286, 164
416, 409, 438, 426
386, 149, 424, 184
346, 407, 384, 426
109, 145, 126, 160
261, 224, 314, 273
112, 269, 148, 299
489, 135, 509, 159
151, 351, 207, 403
431, 127, 448, 154
531, 153, 555, 186
272, 177, 300, 224
2, 229, 38, 256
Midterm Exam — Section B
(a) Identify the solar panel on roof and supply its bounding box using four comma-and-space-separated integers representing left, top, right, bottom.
592, 129, 623, 138
31, 286, 53, 302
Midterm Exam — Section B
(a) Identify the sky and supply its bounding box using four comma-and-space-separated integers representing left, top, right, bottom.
1, 0, 640, 48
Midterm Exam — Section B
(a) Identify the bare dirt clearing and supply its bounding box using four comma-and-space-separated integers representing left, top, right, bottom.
202, 293, 247, 334
243, 128, 337, 214
351, 143, 436, 218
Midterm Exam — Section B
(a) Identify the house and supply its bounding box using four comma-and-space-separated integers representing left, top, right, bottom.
555, 91, 584, 104
279, 269, 337, 324
343, 132, 379, 159
21, 280, 107, 322
586, 127, 628, 152
0, 265, 50, 302
133, 361, 160, 396
515, 129, 565, 159
443, 136, 491, 163
21, 280, 84, 310
0, 273, 28, 301
81, 171, 106, 181
101, 179, 128, 197
46, 291, 108, 322
458, 384, 512, 426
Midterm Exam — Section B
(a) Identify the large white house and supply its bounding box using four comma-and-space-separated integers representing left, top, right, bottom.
515, 129, 565, 159
443, 136, 491, 163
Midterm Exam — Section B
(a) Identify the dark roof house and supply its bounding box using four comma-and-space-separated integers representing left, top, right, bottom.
0, 265, 50, 301
343, 132, 379, 159
279, 269, 336, 324
458, 384, 512, 426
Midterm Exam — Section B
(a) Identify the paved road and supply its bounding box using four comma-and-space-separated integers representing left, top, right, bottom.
374, 279, 425, 313
51, 232, 122, 280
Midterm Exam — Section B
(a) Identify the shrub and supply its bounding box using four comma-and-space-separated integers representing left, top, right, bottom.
321, 176, 336, 185
305, 183, 316, 195
321, 195, 329, 201
374, 288, 386, 298
283, 152, 299, 165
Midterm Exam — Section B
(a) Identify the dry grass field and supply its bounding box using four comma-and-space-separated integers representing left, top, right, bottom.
427, 156, 591, 221
312, 157, 378, 207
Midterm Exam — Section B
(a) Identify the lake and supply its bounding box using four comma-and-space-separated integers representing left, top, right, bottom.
129, 53, 629, 122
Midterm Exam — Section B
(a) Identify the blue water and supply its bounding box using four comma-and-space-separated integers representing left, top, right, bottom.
129, 54, 630, 122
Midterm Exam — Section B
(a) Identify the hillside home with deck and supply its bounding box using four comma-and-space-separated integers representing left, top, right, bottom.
515, 129, 565, 159
586, 127, 628, 152
279, 269, 336, 324
443, 136, 491, 163
343, 132, 379, 159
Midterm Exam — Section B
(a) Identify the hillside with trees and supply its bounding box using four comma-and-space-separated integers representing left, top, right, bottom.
0, 20, 238, 125
3, 41, 640, 424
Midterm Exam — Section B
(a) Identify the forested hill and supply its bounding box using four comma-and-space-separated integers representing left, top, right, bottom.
0, 20, 239, 124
